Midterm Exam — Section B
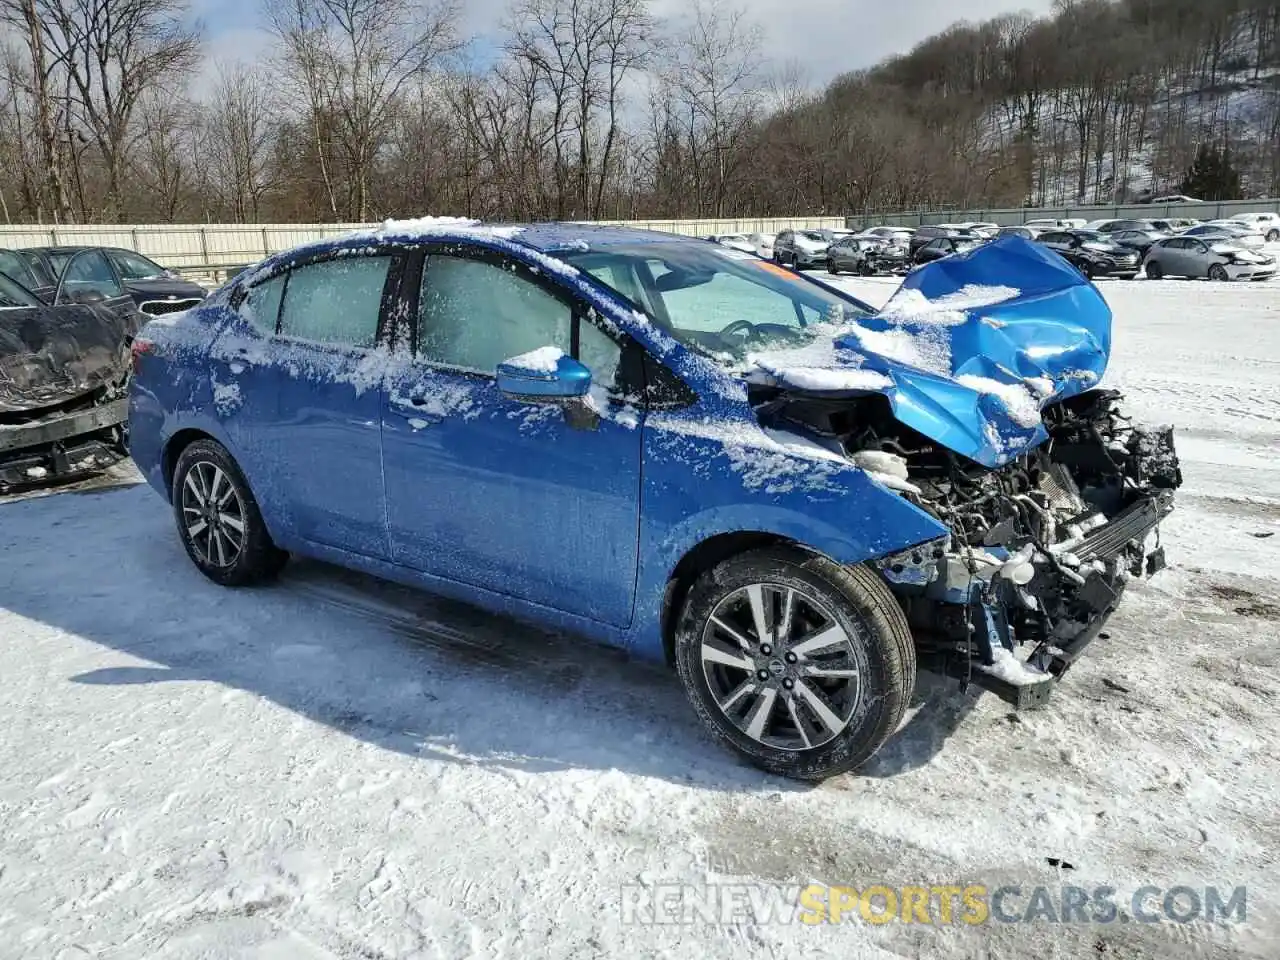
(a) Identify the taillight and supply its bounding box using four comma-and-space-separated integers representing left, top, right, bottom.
131, 337, 155, 374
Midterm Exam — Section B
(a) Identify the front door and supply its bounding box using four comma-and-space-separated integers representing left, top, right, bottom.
381, 246, 644, 627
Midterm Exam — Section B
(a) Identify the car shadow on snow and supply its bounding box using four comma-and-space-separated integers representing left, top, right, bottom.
4, 482, 975, 789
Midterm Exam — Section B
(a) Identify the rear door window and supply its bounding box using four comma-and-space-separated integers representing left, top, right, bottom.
240, 274, 287, 333
277, 256, 392, 348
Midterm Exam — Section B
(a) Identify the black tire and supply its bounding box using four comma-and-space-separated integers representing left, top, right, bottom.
172, 438, 287, 587
1208, 263, 1229, 282
673, 547, 915, 781
826, 259, 839, 275
1145, 260, 1164, 280
1266, 229, 1279, 243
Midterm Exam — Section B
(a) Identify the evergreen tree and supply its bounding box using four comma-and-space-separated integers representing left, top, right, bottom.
1180, 144, 1243, 201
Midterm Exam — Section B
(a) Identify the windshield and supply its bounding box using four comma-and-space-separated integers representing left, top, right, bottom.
555, 241, 873, 363
1074, 231, 1110, 243
0, 271, 41, 308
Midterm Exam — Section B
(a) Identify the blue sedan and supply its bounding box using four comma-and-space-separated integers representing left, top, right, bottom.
129, 223, 1180, 779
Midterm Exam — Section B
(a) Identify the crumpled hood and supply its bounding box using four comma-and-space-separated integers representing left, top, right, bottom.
749, 236, 1111, 467
0, 303, 138, 412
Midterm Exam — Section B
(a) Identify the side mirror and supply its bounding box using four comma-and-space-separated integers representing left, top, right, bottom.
496, 349, 591, 400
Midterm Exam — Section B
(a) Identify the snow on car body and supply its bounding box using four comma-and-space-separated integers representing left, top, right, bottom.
128, 225, 1181, 779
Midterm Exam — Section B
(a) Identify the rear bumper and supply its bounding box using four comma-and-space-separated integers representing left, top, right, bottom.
0, 398, 129, 488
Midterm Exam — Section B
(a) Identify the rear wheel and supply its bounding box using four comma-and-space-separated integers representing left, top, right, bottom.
1208, 263, 1230, 282
1266, 228, 1279, 243
172, 439, 287, 586
1145, 260, 1164, 280
674, 547, 915, 780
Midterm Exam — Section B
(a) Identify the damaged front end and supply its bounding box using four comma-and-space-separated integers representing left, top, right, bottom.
0, 295, 140, 491
750, 237, 1182, 706
867, 389, 1180, 706
764, 387, 1181, 707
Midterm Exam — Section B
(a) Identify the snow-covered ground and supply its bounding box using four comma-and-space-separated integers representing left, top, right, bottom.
1, 278, 1278, 958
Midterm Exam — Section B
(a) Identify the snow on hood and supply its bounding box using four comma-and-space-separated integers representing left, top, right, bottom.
747, 236, 1111, 468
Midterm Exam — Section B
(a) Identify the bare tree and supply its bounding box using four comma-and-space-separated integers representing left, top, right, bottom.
20, 0, 201, 221
265, 0, 462, 221
197, 64, 279, 221
667, 0, 762, 217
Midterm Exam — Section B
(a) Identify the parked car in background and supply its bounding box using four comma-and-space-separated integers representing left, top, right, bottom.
908, 225, 983, 257
998, 225, 1049, 240
1143, 237, 1276, 281
127, 222, 1181, 778
1229, 212, 1280, 242
772, 229, 832, 269
0, 263, 144, 489
1023, 218, 1081, 231
1142, 194, 1201, 204
947, 221, 1000, 238
912, 234, 985, 266
857, 226, 915, 247
1085, 219, 1157, 235
1109, 229, 1169, 257
826, 236, 909, 275
709, 234, 760, 256
1179, 223, 1267, 250
1036, 230, 1141, 279
19, 246, 207, 316
748, 233, 776, 259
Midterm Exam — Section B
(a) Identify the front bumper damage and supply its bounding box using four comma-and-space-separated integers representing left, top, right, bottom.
874, 391, 1182, 707
0, 394, 129, 490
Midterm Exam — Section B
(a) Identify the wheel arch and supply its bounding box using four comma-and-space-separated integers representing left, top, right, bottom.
660, 531, 804, 666
162, 428, 217, 500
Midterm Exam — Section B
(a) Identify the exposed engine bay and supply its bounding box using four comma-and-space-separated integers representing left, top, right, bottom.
757, 386, 1183, 706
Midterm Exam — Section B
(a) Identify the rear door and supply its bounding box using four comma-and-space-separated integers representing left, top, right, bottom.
381, 244, 644, 627
236, 250, 404, 558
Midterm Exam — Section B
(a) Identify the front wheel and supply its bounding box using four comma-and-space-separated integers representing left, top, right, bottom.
674, 548, 915, 780
826, 259, 839, 275
1266, 229, 1279, 243
172, 439, 288, 587
1208, 263, 1230, 282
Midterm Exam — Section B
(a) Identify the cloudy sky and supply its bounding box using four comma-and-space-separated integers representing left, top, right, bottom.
198, 0, 1057, 91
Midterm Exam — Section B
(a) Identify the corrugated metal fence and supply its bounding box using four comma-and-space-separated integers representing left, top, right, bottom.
848, 198, 1280, 229
0, 216, 846, 275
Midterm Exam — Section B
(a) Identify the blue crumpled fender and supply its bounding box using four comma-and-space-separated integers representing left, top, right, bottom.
759, 237, 1112, 467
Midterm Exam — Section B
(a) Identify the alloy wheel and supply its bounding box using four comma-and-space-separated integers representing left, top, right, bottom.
180, 460, 246, 568
1208, 263, 1229, 282
700, 583, 864, 751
